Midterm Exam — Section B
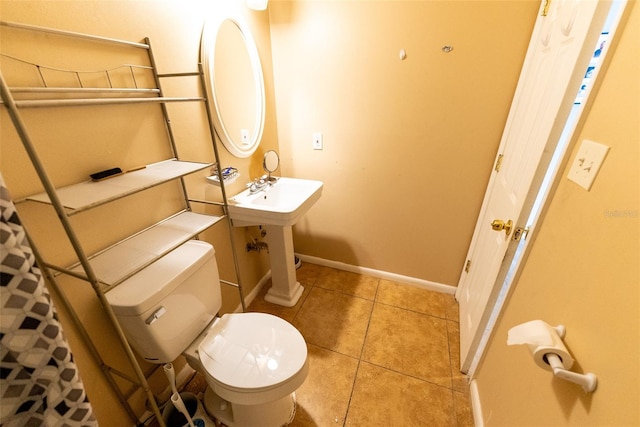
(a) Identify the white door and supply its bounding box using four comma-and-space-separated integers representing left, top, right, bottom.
456, 0, 616, 371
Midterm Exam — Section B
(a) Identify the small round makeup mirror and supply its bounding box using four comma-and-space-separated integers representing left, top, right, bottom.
263, 150, 279, 182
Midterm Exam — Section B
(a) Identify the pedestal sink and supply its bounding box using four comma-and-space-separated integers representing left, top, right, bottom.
227, 177, 323, 307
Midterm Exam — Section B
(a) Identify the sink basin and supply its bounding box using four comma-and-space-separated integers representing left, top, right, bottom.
228, 177, 323, 227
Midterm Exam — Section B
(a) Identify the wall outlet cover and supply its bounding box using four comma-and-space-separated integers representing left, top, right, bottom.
567, 139, 610, 191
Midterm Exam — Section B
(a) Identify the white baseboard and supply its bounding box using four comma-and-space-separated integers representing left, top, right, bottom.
233, 270, 272, 312
470, 379, 484, 427
296, 253, 456, 295
232, 254, 456, 313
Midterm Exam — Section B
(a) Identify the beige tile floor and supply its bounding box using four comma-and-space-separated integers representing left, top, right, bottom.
159, 262, 474, 427
246, 262, 474, 427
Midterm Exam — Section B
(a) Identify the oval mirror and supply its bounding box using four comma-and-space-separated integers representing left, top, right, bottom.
201, 11, 265, 158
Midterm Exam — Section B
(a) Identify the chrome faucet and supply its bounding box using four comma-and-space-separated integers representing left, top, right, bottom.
248, 175, 270, 194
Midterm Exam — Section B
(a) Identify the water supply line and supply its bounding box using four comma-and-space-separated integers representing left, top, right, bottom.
247, 241, 269, 253
245, 226, 268, 252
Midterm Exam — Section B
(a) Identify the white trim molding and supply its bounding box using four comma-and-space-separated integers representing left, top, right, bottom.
470, 379, 484, 427
296, 253, 456, 295
234, 254, 457, 313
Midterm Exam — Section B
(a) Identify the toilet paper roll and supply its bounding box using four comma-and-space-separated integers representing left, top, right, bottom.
507, 320, 574, 371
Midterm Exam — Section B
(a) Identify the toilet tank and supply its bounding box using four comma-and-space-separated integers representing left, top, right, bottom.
106, 240, 222, 363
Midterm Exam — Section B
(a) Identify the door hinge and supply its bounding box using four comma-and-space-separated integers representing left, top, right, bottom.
464, 259, 472, 273
542, 0, 551, 16
512, 226, 530, 242
494, 154, 504, 172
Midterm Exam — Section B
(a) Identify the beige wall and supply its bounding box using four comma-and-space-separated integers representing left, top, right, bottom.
475, 2, 639, 425
0, 0, 277, 423
1, 0, 566, 424
269, 0, 539, 286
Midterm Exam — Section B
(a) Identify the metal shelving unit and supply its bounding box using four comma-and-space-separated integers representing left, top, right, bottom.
0, 20, 246, 427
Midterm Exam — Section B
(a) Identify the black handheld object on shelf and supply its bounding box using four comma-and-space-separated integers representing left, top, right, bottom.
90, 167, 123, 181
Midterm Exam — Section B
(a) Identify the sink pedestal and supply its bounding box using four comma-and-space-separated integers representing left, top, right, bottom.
263, 225, 304, 307
226, 177, 323, 307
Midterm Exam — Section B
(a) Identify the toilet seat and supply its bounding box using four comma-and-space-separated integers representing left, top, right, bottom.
196, 313, 308, 405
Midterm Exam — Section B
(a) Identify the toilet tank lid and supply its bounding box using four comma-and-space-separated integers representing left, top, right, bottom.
106, 240, 215, 316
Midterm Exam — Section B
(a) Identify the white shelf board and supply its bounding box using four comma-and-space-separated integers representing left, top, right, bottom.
71, 211, 223, 288
26, 159, 211, 214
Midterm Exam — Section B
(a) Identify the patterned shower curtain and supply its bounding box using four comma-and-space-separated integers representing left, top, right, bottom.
0, 173, 97, 426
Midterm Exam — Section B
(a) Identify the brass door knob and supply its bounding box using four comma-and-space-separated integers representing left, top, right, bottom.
491, 219, 513, 237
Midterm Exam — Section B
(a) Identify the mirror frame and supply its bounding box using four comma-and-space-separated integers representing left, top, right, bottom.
201, 11, 266, 158
263, 150, 279, 174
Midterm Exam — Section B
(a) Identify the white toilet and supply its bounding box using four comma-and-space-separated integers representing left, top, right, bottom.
105, 240, 308, 427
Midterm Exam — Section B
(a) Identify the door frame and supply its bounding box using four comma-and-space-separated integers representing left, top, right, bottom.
456, 0, 629, 377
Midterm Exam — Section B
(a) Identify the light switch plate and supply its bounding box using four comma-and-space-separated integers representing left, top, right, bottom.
241, 129, 250, 145
567, 139, 610, 191
313, 132, 323, 150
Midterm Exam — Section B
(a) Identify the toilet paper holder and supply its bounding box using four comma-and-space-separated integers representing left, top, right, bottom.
545, 352, 597, 393
508, 321, 598, 393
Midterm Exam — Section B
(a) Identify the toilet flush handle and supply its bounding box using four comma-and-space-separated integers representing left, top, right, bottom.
145, 306, 167, 325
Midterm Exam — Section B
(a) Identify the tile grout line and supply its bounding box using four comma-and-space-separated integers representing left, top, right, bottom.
374, 299, 459, 322
341, 277, 380, 426
445, 319, 461, 426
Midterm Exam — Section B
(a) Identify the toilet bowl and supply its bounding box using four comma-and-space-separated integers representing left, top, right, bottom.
105, 240, 308, 427
184, 313, 308, 426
